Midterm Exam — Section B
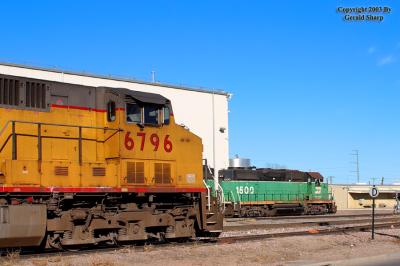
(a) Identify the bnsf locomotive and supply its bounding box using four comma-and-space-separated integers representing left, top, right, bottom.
0, 74, 222, 250
206, 158, 336, 217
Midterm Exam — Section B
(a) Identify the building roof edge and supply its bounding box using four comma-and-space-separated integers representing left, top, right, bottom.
0, 61, 230, 96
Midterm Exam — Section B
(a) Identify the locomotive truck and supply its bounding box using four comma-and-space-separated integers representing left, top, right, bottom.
0, 74, 222, 250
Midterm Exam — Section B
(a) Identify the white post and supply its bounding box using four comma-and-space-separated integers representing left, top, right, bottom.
212, 92, 218, 194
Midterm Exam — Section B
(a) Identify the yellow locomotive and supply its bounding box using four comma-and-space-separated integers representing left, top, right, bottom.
0, 74, 222, 249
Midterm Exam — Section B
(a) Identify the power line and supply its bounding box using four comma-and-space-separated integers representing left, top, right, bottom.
351, 150, 360, 183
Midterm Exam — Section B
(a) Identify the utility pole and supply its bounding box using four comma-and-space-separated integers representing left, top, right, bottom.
381, 177, 384, 185
351, 150, 360, 183
329, 176, 335, 185
151, 70, 156, 83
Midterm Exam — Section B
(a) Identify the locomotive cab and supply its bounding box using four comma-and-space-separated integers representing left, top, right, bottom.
104, 88, 171, 128
100, 87, 181, 188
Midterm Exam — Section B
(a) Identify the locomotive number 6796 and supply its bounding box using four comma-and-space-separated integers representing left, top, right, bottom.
124, 131, 173, 152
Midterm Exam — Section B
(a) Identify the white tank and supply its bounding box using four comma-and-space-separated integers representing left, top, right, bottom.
229, 157, 251, 168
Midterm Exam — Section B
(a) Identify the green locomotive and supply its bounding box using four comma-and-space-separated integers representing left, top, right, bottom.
205, 158, 336, 217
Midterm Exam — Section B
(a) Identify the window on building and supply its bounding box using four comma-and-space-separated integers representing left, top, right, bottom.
126, 103, 142, 123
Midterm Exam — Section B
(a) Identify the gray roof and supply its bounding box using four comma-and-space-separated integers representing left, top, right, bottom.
0, 61, 229, 96
103, 87, 169, 105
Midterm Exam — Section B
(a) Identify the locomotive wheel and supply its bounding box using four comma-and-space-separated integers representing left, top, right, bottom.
266, 208, 277, 217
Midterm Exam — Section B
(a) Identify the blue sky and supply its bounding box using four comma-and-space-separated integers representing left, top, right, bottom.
0, 1, 399, 184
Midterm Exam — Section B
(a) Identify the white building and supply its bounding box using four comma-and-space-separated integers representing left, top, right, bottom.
0, 62, 230, 180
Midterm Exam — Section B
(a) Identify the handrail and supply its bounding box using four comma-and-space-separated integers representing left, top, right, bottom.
0, 120, 122, 161
202, 180, 211, 209
206, 165, 214, 178
217, 183, 225, 212
2, 120, 120, 131
230, 190, 236, 203
236, 190, 241, 209
0, 120, 11, 137
225, 192, 334, 203
0, 120, 121, 143
204, 163, 224, 210
0, 134, 11, 154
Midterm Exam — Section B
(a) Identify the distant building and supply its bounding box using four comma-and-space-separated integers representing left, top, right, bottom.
330, 184, 400, 210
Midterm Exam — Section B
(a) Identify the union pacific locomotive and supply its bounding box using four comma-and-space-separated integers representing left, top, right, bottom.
0, 74, 222, 250
206, 158, 336, 217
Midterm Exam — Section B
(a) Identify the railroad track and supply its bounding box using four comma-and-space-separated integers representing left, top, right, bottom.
5, 218, 400, 261
218, 221, 400, 244
225, 212, 395, 222
224, 216, 400, 231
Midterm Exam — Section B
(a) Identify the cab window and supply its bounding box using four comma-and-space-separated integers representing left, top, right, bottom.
144, 104, 160, 125
163, 107, 170, 125
107, 101, 116, 122
126, 103, 142, 123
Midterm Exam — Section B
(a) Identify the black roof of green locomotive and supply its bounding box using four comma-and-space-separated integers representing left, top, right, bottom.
219, 168, 324, 183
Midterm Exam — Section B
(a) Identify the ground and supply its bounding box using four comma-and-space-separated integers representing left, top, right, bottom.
2, 228, 400, 266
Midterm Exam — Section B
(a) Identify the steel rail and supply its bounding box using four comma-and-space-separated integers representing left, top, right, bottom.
218, 221, 400, 244
225, 212, 394, 222
224, 216, 400, 231
8, 221, 400, 261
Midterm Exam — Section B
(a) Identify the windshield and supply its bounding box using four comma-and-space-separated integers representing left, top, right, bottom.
126, 103, 141, 123
144, 104, 160, 125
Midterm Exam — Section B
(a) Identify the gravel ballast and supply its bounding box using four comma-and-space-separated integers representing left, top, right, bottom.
3, 227, 400, 266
